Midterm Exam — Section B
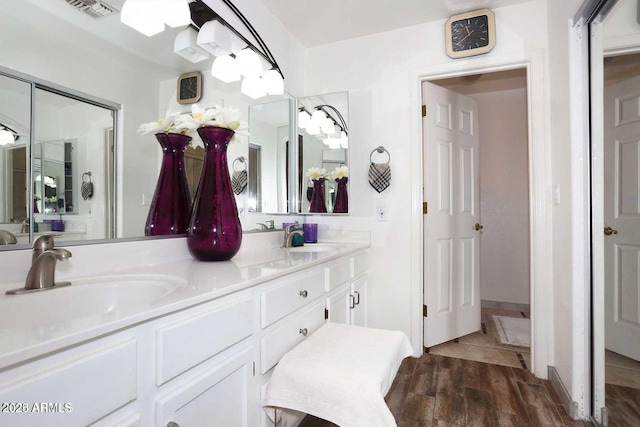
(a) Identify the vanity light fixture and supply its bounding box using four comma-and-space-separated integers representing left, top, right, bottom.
174, 27, 210, 63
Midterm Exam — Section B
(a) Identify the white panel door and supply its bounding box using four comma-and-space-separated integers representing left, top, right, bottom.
423, 82, 481, 348
604, 75, 640, 362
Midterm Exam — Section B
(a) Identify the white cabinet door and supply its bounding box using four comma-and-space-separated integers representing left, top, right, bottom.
350, 275, 368, 327
326, 284, 351, 324
157, 345, 255, 427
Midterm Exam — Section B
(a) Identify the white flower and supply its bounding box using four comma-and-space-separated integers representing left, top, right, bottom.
213, 106, 241, 130
306, 167, 328, 181
137, 109, 182, 135
175, 104, 219, 131
330, 165, 349, 180
175, 104, 249, 144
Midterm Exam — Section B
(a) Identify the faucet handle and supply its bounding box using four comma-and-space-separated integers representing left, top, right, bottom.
265, 220, 275, 229
33, 234, 62, 251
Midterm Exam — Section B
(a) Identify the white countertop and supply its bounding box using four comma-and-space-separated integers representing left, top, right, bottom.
0, 240, 369, 371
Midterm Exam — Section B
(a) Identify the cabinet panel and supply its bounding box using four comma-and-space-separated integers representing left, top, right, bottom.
260, 300, 325, 374
353, 252, 369, 277
0, 340, 137, 427
157, 296, 253, 385
157, 345, 254, 427
326, 259, 352, 291
327, 284, 351, 325
261, 268, 325, 328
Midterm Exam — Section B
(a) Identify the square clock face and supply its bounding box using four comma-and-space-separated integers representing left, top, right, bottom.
177, 72, 202, 104
445, 8, 496, 59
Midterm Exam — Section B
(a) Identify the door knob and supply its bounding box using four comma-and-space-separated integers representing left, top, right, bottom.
474, 223, 484, 231
299, 328, 308, 336
604, 226, 618, 236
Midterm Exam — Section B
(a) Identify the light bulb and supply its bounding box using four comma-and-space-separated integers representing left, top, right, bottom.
235, 48, 263, 77
262, 69, 284, 95
211, 55, 240, 83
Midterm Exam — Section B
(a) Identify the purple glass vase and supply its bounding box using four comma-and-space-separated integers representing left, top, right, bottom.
333, 177, 348, 213
187, 127, 242, 261
145, 133, 192, 236
309, 179, 327, 213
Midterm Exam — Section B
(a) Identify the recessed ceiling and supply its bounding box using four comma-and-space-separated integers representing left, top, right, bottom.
258, 0, 534, 47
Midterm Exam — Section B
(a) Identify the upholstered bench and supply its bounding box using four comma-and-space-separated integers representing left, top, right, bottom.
263, 322, 413, 427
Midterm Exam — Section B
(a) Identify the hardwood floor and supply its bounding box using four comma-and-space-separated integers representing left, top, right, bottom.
299, 354, 584, 427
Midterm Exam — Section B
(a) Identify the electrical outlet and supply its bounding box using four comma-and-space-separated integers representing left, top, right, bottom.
377, 206, 387, 221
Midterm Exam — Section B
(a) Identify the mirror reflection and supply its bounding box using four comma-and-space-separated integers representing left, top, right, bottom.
297, 92, 349, 214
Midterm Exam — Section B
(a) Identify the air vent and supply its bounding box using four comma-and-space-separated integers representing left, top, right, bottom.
65, 0, 119, 18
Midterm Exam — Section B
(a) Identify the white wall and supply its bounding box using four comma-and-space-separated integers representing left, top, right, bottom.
474, 88, 530, 305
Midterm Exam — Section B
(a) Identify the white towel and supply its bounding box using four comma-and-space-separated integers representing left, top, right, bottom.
263, 322, 413, 427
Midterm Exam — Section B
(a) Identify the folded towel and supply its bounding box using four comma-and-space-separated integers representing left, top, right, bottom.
263, 323, 413, 427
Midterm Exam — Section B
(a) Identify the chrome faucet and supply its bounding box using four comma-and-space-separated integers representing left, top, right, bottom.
283, 224, 304, 248
6, 235, 72, 295
20, 219, 29, 234
256, 220, 275, 231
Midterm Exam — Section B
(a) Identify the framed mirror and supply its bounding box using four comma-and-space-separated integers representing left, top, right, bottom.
296, 91, 349, 214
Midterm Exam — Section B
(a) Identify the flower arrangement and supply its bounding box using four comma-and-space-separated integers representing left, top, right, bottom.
306, 167, 328, 181
330, 165, 348, 180
138, 104, 247, 147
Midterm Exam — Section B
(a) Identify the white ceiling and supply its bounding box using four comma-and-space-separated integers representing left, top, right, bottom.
257, 0, 534, 47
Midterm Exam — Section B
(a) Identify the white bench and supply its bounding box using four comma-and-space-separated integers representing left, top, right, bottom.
263, 322, 414, 427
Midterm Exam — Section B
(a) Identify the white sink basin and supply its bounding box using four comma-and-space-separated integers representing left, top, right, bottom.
0, 275, 182, 331
287, 244, 342, 253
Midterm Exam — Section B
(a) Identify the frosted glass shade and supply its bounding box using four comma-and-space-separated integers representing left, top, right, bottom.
241, 76, 267, 99
197, 20, 232, 56
162, 0, 190, 28
298, 110, 311, 128
320, 117, 335, 134
306, 121, 321, 135
174, 28, 210, 63
262, 70, 284, 95
121, 0, 164, 37
211, 55, 241, 83
236, 49, 263, 77
0, 130, 15, 146
311, 109, 327, 123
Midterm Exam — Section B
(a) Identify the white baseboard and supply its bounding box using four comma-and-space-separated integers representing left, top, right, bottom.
548, 366, 580, 420
481, 299, 531, 313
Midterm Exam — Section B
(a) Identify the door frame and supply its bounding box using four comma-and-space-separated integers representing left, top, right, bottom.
409, 50, 551, 378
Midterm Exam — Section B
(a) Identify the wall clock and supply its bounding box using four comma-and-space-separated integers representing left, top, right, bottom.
177, 71, 202, 104
445, 8, 496, 59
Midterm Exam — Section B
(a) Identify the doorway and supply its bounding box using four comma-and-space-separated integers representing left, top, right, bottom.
422, 69, 532, 370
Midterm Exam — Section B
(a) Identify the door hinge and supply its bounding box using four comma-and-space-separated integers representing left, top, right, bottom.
423, 202, 428, 214
324, 308, 329, 320
423, 305, 428, 317
252, 362, 256, 377
421, 105, 427, 117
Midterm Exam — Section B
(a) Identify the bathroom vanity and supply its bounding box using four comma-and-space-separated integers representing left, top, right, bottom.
0, 233, 369, 427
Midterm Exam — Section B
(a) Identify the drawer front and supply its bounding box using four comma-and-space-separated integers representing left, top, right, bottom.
261, 269, 325, 328
260, 300, 325, 374
326, 258, 352, 291
0, 340, 137, 427
353, 251, 369, 277
157, 296, 253, 385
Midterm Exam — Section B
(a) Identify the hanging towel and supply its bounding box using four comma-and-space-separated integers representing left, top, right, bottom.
232, 170, 247, 195
368, 162, 391, 193
81, 172, 93, 200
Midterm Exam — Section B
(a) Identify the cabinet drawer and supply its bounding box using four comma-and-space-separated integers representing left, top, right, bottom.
260, 300, 325, 374
0, 340, 137, 427
326, 258, 352, 291
157, 296, 253, 385
353, 251, 369, 277
261, 269, 325, 328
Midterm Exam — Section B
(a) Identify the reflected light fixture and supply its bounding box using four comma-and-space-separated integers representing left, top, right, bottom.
298, 104, 348, 149
174, 27, 210, 63
0, 124, 18, 146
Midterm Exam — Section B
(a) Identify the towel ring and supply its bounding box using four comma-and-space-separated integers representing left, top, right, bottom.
232, 157, 247, 172
369, 146, 391, 164
82, 172, 92, 183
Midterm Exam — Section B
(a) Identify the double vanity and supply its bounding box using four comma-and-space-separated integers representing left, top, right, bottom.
0, 231, 369, 427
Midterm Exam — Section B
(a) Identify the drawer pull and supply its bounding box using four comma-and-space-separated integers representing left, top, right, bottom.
299, 290, 308, 298
349, 294, 355, 309
167, 422, 180, 427
299, 328, 308, 336
354, 290, 360, 305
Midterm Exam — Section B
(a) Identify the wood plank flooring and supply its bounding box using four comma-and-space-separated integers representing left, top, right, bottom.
298, 354, 585, 427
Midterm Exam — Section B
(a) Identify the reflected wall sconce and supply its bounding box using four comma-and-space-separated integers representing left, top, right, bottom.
0, 124, 18, 146
298, 105, 348, 149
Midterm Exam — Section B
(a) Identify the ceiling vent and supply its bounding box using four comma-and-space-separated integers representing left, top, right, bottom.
65, 0, 119, 18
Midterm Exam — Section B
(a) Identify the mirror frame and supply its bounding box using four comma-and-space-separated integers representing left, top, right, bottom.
0, 65, 120, 250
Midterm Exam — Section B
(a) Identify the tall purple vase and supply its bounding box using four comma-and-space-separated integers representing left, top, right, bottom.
333, 177, 348, 213
187, 127, 242, 261
309, 179, 327, 213
145, 133, 192, 236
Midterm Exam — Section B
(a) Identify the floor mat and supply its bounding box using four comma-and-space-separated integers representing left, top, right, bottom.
493, 315, 530, 347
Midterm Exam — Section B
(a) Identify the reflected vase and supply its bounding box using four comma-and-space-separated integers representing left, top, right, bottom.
309, 179, 327, 213
333, 177, 348, 213
145, 133, 192, 236
187, 126, 242, 261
